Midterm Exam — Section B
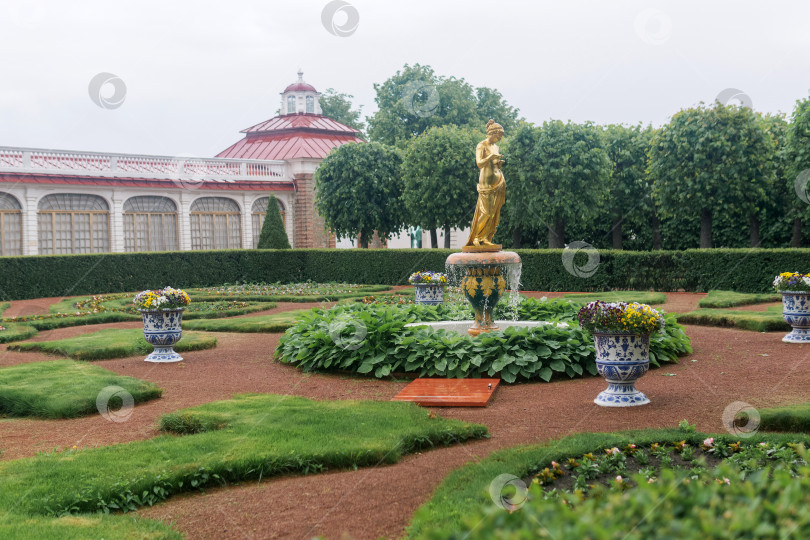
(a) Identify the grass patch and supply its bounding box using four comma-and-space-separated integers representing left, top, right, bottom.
9, 328, 217, 360
562, 291, 667, 305
0, 322, 38, 343
0, 394, 486, 538
0, 301, 9, 315
676, 308, 789, 332
698, 289, 781, 308
182, 309, 310, 333
0, 360, 161, 418
187, 282, 393, 303
760, 401, 810, 432
406, 429, 810, 539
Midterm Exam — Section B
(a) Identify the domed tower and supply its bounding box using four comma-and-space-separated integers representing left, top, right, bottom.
280, 70, 322, 115
217, 71, 364, 248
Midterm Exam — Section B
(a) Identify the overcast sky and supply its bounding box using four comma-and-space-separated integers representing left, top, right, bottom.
1, 0, 809, 159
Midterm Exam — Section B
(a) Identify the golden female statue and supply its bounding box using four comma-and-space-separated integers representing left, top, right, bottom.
464, 119, 506, 252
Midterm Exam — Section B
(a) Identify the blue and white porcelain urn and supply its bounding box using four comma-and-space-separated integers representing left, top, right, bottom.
592, 333, 651, 407
140, 309, 184, 362
414, 284, 445, 306
780, 292, 810, 343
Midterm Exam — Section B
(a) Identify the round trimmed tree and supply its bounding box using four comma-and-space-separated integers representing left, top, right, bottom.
314, 142, 405, 248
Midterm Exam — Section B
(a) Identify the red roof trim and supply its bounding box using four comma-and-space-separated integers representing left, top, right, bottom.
0, 173, 295, 191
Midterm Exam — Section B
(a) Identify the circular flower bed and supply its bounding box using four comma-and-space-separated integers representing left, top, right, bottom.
276, 298, 691, 382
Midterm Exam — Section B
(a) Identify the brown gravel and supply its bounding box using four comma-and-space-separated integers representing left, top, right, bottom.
1, 293, 809, 540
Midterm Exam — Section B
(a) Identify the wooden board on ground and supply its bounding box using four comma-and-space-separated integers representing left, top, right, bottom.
392, 378, 500, 407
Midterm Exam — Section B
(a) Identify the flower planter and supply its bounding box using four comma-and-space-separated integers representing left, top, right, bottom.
592, 332, 650, 407
780, 291, 810, 343
140, 309, 184, 362
414, 284, 445, 305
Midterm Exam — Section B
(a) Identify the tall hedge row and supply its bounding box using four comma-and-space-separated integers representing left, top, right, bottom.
0, 248, 806, 300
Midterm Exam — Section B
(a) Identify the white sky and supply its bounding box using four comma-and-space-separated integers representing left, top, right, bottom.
1, 0, 808, 158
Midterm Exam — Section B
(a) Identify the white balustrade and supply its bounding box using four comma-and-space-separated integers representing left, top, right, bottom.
0, 146, 289, 183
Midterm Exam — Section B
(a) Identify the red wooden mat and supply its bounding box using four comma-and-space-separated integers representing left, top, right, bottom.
391, 378, 500, 407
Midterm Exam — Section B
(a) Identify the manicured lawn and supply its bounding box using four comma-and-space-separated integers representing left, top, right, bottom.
0, 360, 161, 418
0, 322, 38, 343
676, 306, 788, 332
562, 291, 667, 305
9, 328, 217, 360
187, 282, 394, 303
182, 309, 311, 332
698, 289, 781, 308
0, 394, 487, 538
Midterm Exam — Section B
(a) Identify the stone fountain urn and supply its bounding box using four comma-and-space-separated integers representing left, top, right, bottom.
446, 251, 522, 336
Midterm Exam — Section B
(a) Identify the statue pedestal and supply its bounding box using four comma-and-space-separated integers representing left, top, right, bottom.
461, 244, 502, 253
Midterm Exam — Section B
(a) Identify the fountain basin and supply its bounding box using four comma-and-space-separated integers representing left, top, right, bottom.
405, 320, 569, 336
445, 250, 522, 336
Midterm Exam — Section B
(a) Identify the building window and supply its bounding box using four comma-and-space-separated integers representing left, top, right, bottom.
0, 192, 22, 256
306, 95, 314, 114
287, 95, 296, 114
190, 197, 241, 250
123, 196, 179, 252
251, 197, 286, 248
37, 194, 109, 254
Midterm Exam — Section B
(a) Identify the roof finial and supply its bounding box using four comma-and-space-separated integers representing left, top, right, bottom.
297, 69, 304, 82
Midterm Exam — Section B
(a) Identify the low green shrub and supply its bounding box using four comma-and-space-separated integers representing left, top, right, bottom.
276, 301, 691, 383
2, 248, 809, 300
0, 360, 161, 418
676, 308, 789, 332
9, 328, 217, 360
406, 429, 810, 539
0, 322, 38, 343
698, 290, 781, 308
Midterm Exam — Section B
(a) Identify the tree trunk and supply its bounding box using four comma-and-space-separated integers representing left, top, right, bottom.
700, 208, 712, 249
512, 225, 523, 249
791, 218, 803, 247
612, 211, 623, 250
430, 229, 438, 248
358, 231, 369, 249
443, 223, 451, 249
548, 219, 565, 249
749, 214, 761, 248
651, 211, 663, 250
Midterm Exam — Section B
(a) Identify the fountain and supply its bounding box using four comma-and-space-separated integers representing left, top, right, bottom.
406, 119, 555, 336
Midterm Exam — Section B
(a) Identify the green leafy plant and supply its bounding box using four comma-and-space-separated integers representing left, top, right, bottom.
276, 301, 691, 383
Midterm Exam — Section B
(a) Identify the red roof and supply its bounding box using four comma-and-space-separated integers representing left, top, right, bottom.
284, 82, 317, 93
241, 114, 360, 135
217, 113, 364, 161
0, 173, 295, 191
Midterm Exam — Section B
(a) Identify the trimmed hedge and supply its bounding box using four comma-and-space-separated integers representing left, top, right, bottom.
1, 248, 808, 300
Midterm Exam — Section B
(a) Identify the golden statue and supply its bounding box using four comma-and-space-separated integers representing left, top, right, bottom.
463, 119, 506, 252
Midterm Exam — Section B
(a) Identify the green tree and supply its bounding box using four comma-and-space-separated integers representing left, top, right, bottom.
319, 88, 366, 135
255, 194, 291, 249
505, 120, 611, 248
402, 126, 481, 248
314, 142, 405, 248
786, 95, 810, 246
603, 124, 655, 249
649, 103, 775, 248
367, 63, 520, 147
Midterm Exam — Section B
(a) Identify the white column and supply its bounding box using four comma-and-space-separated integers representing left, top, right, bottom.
109, 191, 125, 253
241, 193, 251, 249
283, 192, 295, 248
23, 189, 39, 255
178, 190, 193, 251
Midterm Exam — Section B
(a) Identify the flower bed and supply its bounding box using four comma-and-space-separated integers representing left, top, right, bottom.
407, 429, 810, 539
276, 299, 691, 382
773, 272, 810, 292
